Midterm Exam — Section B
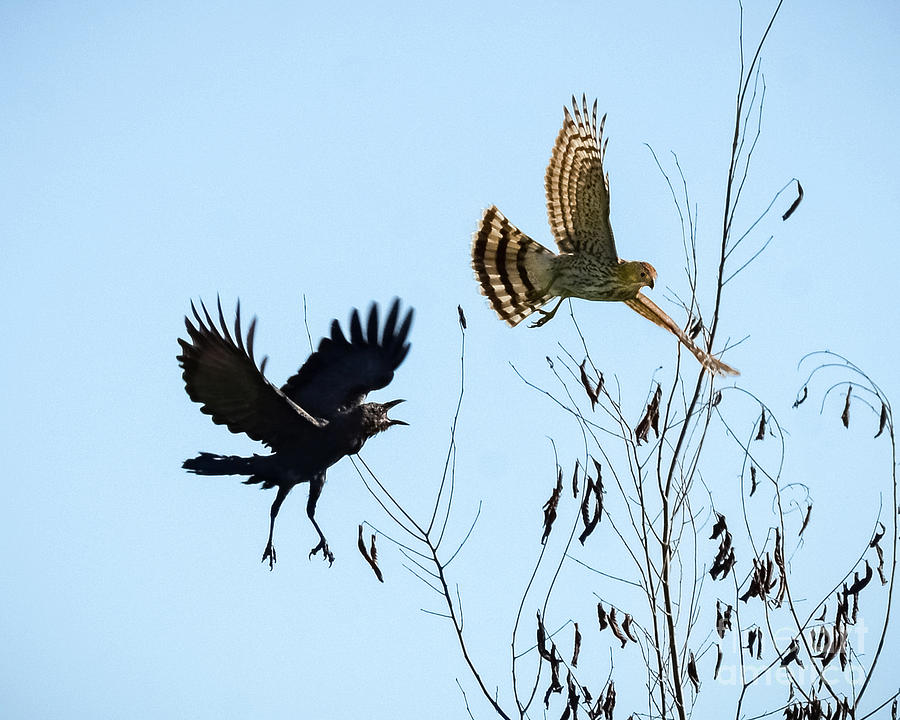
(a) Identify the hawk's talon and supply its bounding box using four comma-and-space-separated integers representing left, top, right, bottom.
529, 311, 554, 328
529, 297, 565, 328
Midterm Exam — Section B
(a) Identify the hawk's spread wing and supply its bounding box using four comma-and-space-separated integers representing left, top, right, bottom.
545, 95, 618, 260
281, 299, 413, 417
178, 299, 325, 450
624, 294, 739, 376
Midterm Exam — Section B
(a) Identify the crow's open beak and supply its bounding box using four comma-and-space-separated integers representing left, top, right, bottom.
385, 398, 408, 426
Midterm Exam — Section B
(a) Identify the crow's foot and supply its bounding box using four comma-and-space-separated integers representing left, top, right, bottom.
262, 542, 277, 571
309, 539, 335, 566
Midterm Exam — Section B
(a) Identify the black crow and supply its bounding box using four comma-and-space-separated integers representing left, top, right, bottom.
178, 298, 412, 569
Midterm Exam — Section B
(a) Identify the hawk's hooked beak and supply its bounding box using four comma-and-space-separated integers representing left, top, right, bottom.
647, 276, 655, 290
385, 398, 408, 426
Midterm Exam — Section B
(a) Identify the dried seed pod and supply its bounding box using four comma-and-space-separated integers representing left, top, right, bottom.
847, 561, 873, 595
872, 523, 888, 584
873, 402, 889, 438
578, 472, 604, 545
749, 465, 758, 496
457, 305, 467, 330
716, 601, 734, 638
357, 524, 384, 583
542, 645, 563, 708
841, 386, 852, 428
871, 521, 886, 547
566, 670, 579, 715
792, 386, 808, 408
579, 359, 601, 410
780, 638, 803, 668
542, 467, 564, 544
687, 317, 703, 340
572, 623, 582, 667
687, 651, 700, 692
799, 504, 813, 537
602, 682, 616, 720
710, 513, 728, 540
755, 408, 766, 440
536, 611, 553, 661
782, 180, 804, 221
710, 517, 735, 581
622, 614, 638, 643
635, 384, 661, 445
597, 602, 608, 630
608, 608, 628, 648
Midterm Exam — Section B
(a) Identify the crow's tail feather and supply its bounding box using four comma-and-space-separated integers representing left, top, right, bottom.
183, 452, 267, 477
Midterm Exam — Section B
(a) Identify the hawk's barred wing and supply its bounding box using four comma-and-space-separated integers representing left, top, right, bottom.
545, 95, 618, 260
281, 299, 413, 417
624, 294, 739, 376
178, 299, 326, 450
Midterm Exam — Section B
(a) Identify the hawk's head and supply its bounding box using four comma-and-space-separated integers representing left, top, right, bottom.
619, 260, 657, 293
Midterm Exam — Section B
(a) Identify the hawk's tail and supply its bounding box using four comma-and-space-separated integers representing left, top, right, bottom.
471, 206, 557, 326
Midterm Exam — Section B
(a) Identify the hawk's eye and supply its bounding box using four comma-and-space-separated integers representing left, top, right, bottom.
640, 272, 646, 278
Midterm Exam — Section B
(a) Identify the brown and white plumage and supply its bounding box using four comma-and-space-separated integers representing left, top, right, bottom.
471, 95, 738, 377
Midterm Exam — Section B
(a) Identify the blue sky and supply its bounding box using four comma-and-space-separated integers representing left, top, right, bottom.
2, 1, 898, 718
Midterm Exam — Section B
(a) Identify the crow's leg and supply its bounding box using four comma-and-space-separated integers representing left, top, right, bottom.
306, 473, 334, 566
529, 297, 565, 328
262, 485, 290, 571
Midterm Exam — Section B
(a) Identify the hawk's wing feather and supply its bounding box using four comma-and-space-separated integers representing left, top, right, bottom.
281, 299, 413, 417
624, 294, 739, 377
178, 298, 326, 450
545, 95, 618, 260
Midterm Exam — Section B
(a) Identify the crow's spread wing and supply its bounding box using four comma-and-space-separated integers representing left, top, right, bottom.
545, 95, 618, 260
281, 299, 413, 417
178, 298, 326, 449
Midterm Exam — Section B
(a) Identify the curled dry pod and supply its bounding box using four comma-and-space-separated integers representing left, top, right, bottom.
579, 359, 601, 410
841, 386, 852, 428
541, 467, 564, 544
597, 602, 608, 630
635, 384, 661, 445
782, 179, 804, 221
875, 402, 888, 438
608, 608, 628, 648
622, 614, 638, 643
357, 524, 384, 583
755, 408, 766, 440
572, 623, 582, 667
687, 651, 700, 692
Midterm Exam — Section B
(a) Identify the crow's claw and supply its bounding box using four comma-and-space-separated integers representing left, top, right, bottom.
262, 542, 277, 571
309, 539, 335, 566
